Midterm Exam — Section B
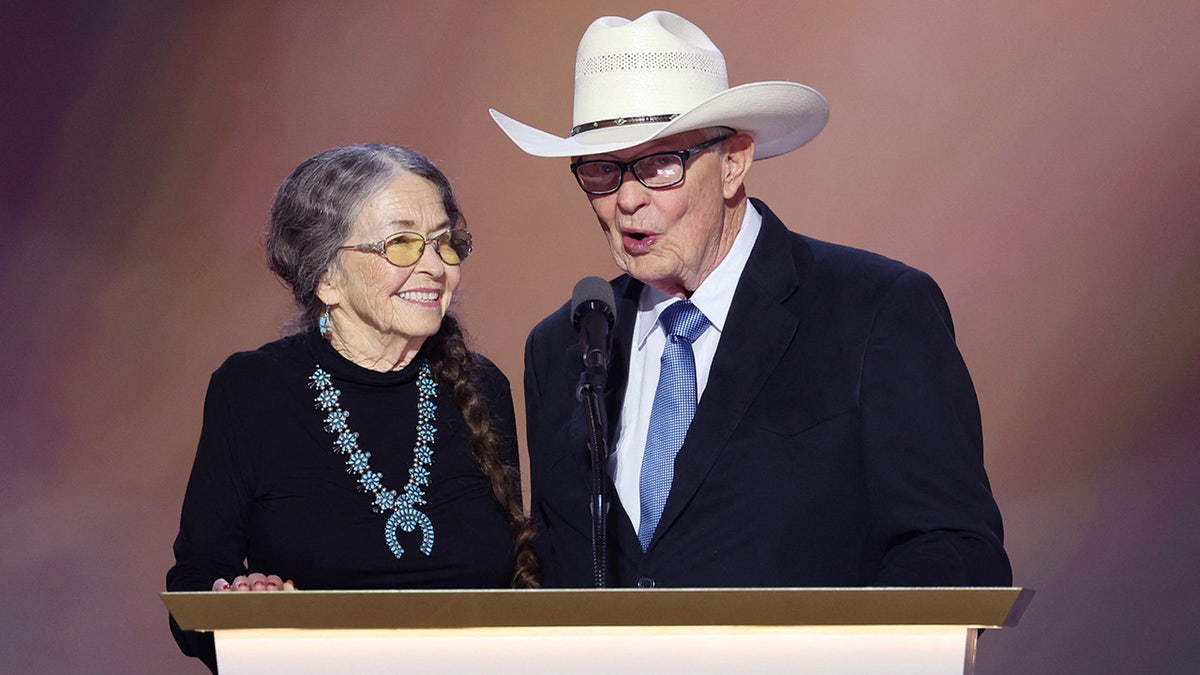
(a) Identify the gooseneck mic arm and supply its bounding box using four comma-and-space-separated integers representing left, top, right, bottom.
571, 277, 616, 588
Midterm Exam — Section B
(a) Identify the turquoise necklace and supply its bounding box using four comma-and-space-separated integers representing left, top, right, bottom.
308, 361, 438, 558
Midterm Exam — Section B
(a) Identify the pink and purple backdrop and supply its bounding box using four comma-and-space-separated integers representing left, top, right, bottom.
2, 1, 1198, 672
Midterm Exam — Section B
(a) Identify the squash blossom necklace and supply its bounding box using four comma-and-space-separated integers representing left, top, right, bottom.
308, 362, 438, 558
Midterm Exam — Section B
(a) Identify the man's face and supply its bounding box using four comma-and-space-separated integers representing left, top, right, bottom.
580, 130, 749, 298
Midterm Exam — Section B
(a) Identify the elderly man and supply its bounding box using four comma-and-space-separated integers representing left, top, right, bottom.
491, 11, 1011, 588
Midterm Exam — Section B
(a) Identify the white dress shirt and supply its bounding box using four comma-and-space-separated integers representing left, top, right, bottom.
609, 203, 763, 533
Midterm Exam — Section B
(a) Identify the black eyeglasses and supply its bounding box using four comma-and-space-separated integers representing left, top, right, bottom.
569, 134, 733, 195
339, 230, 472, 267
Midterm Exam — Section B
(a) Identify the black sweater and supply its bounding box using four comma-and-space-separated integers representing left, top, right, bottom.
167, 330, 518, 671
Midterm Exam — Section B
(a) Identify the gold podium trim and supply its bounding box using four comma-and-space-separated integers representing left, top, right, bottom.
162, 587, 1032, 632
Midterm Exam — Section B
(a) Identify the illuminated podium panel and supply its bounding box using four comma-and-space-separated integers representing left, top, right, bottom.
161, 587, 1032, 674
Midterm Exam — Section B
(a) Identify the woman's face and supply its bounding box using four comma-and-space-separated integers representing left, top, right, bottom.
318, 171, 461, 361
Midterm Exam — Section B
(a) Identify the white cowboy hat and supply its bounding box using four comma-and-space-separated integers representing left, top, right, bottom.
489, 10, 829, 159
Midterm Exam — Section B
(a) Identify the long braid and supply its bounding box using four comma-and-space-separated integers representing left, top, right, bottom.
427, 315, 540, 588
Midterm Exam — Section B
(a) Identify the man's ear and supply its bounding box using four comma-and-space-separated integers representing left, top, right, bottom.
721, 133, 755, 200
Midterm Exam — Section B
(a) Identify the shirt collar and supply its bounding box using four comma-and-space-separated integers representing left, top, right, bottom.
633, 203, 763, 347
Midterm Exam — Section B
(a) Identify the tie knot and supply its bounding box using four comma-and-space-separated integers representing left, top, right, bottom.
659, 301, 709, 344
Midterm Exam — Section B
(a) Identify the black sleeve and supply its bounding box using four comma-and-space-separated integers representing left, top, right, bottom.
860, 269, 1012, 586
165, 368, 256, 672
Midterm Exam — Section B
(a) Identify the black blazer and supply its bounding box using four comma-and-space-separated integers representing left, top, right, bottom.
524, 199, 1011, 588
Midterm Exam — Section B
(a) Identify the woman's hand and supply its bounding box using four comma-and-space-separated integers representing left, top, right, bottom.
212, 572, 295, 591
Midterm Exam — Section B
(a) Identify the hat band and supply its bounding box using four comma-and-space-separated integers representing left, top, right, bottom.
571, 114, 679, 137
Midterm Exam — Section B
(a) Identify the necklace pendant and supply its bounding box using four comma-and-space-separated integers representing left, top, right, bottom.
385, 507, 436, 557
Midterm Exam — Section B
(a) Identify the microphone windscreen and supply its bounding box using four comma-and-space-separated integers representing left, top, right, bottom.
571, 276, 616, 327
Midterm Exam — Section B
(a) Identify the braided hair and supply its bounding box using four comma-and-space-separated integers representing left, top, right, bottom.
425, 315, 540, 588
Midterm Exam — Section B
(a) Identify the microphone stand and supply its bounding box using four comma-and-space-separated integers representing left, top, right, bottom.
578, 372, 609, 589
572, 280, 615, 589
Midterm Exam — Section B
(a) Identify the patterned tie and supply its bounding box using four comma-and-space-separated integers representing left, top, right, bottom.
638, 301, 710, 551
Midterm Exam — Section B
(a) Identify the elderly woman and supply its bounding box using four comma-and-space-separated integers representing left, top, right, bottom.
167, 144, 537, 671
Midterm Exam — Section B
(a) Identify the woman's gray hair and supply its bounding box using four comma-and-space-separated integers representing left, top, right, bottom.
266, 144, 463, 333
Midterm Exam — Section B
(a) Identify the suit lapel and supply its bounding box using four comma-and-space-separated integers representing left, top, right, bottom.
649, 201, 811, 548
605, 277, 644, 547
605, 277, 641, 442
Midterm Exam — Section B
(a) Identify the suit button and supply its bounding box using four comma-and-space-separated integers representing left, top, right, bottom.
636, 577, 655, 588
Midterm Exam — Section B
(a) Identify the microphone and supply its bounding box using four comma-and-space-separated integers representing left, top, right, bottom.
571, 276, 616, 393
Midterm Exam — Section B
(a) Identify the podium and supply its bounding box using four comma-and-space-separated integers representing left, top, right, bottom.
162, 587, 1032, 674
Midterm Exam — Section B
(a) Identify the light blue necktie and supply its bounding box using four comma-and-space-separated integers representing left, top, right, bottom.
638, 301, 709, 551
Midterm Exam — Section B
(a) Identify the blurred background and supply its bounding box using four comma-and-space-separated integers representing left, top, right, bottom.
2, 1, 1197, 672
